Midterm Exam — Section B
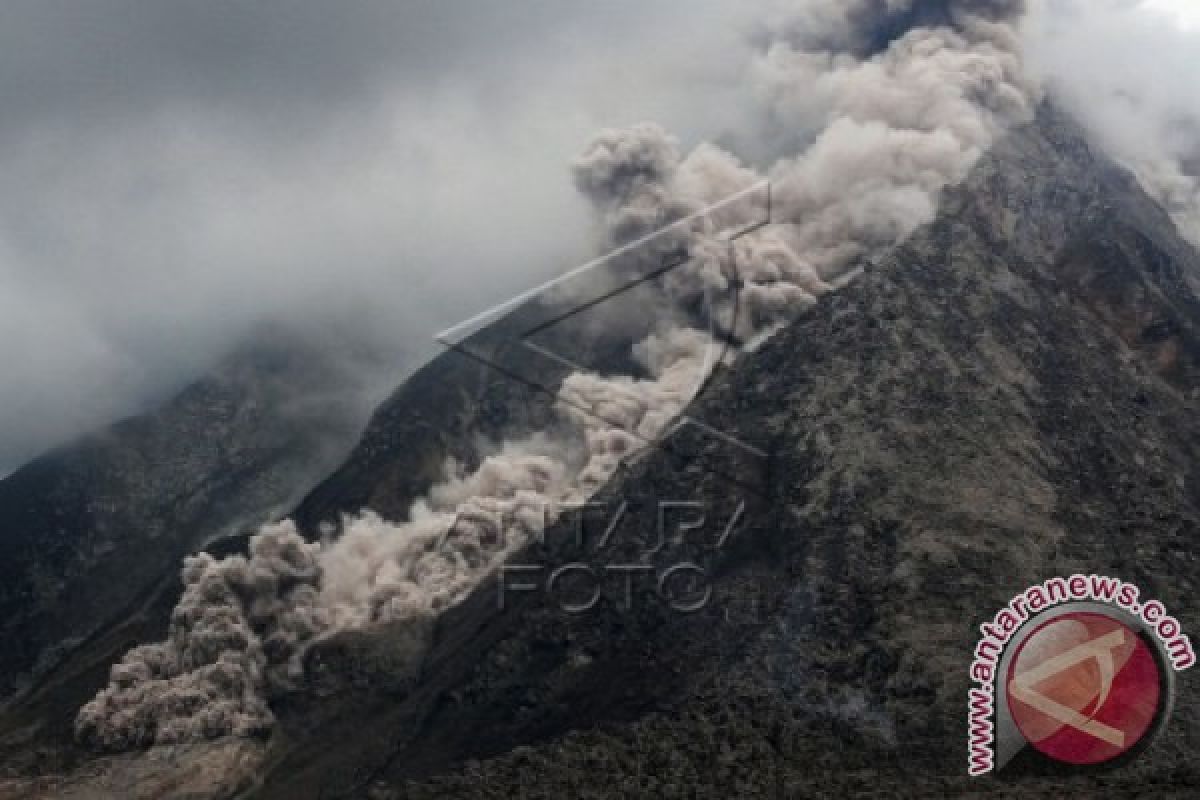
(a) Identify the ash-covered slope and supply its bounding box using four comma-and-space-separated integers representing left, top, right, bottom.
8, 99, 1200, 799
289, 289, 663, 533
0, 323, 381, 742
250, 105, 1200, 798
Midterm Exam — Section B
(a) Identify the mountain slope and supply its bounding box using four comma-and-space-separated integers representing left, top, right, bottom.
6, 102, 1200, 799
254, 104, 1200, 798
0, 324, 385, 779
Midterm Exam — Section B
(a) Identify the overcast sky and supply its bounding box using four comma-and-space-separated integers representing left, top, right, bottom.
0, 1, 769, 473
0, 0, 1197, 475
1145, 0, 1200, 28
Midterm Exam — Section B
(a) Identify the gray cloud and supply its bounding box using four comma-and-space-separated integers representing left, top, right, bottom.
78, 0, 1042, 749
77, 0, 1200, 755
0, 0, 761, 473
1025, 0, 1200, 242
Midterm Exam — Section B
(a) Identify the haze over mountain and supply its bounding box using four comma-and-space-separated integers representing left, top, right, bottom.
0, 0, 762, 475
0, 322, 392, 701
4, 0, 1199, 476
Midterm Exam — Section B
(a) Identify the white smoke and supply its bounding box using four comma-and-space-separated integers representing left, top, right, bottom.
78, 0, 1037, 749
1025, 0, 1200, 245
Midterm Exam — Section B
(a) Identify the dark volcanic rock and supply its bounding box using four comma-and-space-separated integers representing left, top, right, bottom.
0, 323, 382, 765
290, 283, 666, 533
253, 106, 1200, 798
9, 103, 1200, 799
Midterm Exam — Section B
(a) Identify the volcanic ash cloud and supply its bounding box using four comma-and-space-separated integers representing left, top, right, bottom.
78, 0, 1037, 750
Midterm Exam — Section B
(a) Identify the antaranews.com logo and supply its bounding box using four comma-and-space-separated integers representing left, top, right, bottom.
968, 575, 1194, 776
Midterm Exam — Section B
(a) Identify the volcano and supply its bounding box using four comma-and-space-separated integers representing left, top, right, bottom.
2, 100, 1199, 799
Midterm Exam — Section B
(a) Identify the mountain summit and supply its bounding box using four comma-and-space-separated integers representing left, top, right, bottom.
4, 100, 1198, 799
251, 101, 1200, 800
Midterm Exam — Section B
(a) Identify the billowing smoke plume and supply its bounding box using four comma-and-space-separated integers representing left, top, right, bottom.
318, 441, 567, 629
78, 0, 1036, 749
77, 523, 326, 748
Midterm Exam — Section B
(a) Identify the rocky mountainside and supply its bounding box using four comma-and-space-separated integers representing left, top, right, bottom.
0, 324, 385, 781
6, 102, 1200, 798
258, 104, 1200, 798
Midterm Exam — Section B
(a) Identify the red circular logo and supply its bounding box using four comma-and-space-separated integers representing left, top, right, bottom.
1006, 612, 1164, 765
